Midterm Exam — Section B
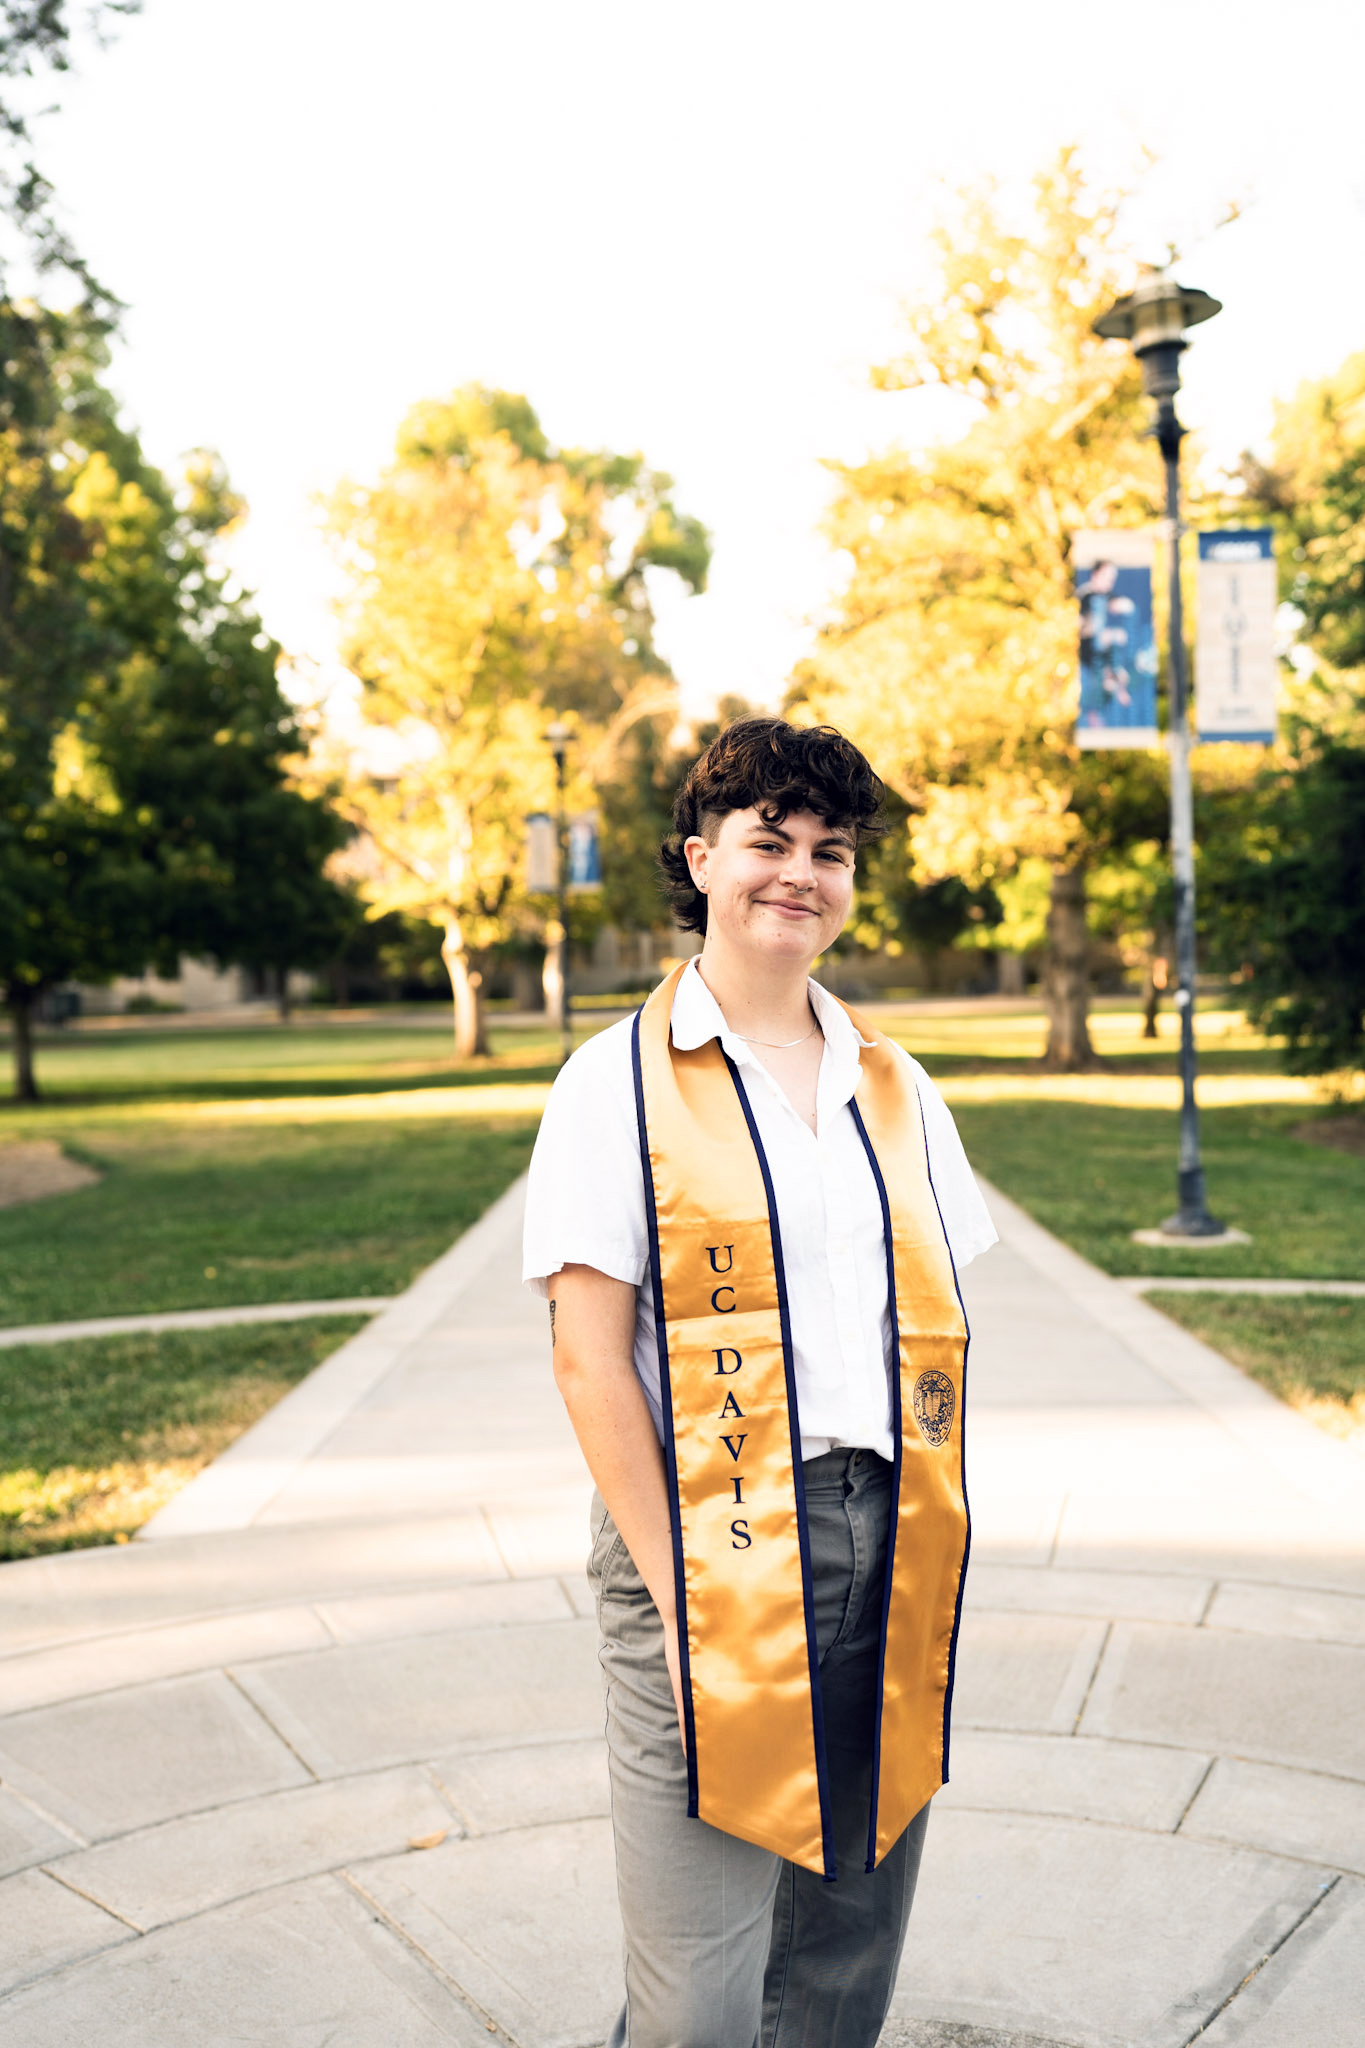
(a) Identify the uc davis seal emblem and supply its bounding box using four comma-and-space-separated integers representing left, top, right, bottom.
912, 1370, 955, 1447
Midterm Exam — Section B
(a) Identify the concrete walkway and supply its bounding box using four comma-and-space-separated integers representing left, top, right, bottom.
1, 1177, 1363, 2048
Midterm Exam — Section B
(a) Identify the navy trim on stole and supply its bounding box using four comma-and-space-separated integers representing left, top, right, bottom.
630, 1009, 699, 1811
916, 1085, 972, 1782
722, 1053, 837, 1882
848, 1096, 902, 1875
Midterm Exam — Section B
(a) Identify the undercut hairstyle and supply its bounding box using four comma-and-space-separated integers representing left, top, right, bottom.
659, 717, 885, 935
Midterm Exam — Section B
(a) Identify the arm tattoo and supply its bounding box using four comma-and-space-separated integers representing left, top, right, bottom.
548, 1298, 556, 1348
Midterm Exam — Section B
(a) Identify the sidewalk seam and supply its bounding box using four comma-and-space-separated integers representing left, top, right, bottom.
1179, 1874, 1340, 2045
223, 1668, 320, 1783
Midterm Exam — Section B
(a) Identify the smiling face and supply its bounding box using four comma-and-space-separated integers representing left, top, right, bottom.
684, 806, 856, 967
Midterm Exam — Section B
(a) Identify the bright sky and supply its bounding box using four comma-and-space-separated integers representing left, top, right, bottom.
38, 0, 1365, 718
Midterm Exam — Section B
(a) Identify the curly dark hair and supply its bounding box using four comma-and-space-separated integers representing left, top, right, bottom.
659, 717, 885, 935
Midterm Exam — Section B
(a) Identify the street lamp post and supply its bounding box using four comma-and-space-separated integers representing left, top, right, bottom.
1094, 271, 1225, 1238
545, 720, 573, 1066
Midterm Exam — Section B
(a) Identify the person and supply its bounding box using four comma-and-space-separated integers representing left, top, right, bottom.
523, 717, 997, 2047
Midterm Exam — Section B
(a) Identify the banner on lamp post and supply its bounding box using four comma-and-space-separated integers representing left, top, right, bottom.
525, 812, 558, 893
1195, 529, 1277, 744
1073, 530, 1159, 748
567, 810, 602, 892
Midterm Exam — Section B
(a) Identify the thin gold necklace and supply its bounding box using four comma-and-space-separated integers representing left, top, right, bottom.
733, 1020, 819, 1050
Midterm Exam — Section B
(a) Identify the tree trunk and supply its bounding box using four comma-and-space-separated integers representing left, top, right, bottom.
1042, 863, 1097, 1071
274, 967, 292, 1021
1142, 928, 1173, 1040
997, 951, 1027, 997
541, 927, 564, 1027
442, 921, 488, 1057
7, 990, 39, 1103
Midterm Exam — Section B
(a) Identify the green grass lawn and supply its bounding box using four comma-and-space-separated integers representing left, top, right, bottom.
2, 1015, 566, 1105
0, 1019, 556, 1554
0, 1110, 541, 1327
0, 1316, 368, 1559
945, 1098, 1365, 1281
1, 1002, 1358, 1556
1147, 1293, 1365, 1445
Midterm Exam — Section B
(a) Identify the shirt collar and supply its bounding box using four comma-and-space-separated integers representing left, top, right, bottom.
669, 956, 876, 1069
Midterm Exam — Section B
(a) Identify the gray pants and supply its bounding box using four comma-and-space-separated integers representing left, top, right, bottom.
590, 1447, 929, 2048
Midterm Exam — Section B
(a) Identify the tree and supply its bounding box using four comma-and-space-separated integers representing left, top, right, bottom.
836, 798, 1001, 989
1207, 737, 1365, 1077
1247, 351, 1365, 676
0, 1, 141, 314
794, 151, 1180, 1067
0, 311, 348, 1095
327, 384, 709, 1056
1212, 349, 1365, 1077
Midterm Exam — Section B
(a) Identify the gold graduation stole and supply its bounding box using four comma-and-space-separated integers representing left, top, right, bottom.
631, 964, 970, 1878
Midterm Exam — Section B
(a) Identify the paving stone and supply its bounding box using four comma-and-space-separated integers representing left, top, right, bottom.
1196, 1875, 1364, 2047
1080, 1623, 1365, 1779
481, 1489, 597, 1578
1205, 1579, 1365, 1648
560, 1573, 596, 1620
1052, 1487, 1365, 1594
883, 2026, 1078, 2048
50, 1764, 457, 1930
358, 1818, 619, 2048
1182, 1758, 1365, 1876
0, 1788, 76, 1878
233, 1620, 602, 1776
950, 1613, 1108, 1734
433, 1738, 609, 1834
939, 1731, 1210, 1832
888, 1808, 1331, 2048
0, 1511, 510, 1659
0, 1672, 310, 1840
0, 1874, 494, 2045
964, 1564, 1210, 1625
959, 1492, 1063, 1569
0, 1604, 333, 1716
317, 1575, 572, 1644
0, 1867, 130, 1995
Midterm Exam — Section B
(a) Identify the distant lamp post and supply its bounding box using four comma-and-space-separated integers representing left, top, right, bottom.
1093, 271, 1225, 1238
545, 720, 573, 1066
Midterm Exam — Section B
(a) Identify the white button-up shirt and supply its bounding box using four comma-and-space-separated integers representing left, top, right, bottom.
522, 961, 997, 1461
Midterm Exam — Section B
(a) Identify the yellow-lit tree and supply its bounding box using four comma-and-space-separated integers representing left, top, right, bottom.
797, 151, 1182, 1065
327, 387, 708, 1055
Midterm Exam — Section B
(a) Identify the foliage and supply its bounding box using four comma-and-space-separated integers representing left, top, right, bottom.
1247, 350, 1365, 674
0, 308, 349, 1094
326, 383, 709, 1052
793, 151, 1186, 1059
842, 798, 1001, 963
1204, 737, 1365, 1076
0, 0, 140, 312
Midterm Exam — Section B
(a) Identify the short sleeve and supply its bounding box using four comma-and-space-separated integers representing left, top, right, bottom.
899, 1051, 998, 1269
521, 1018, 650, 1298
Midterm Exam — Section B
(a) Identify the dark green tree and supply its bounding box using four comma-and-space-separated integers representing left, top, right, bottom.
1, 315, 349, 1096
1207, 737, 1365, 1076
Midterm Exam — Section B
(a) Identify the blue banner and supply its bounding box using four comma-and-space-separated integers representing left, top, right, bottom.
1074, 530, 1159, 748
567, 811, 602, 891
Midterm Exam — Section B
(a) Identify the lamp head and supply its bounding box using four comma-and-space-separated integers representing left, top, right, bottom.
1093, 270, 1221, 400
545, 718, 570, 763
